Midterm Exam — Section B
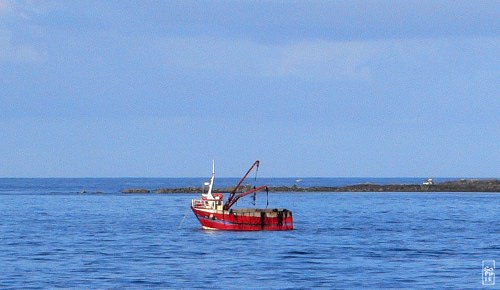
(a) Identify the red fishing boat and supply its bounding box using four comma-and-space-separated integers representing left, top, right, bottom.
191, 160, 294, 231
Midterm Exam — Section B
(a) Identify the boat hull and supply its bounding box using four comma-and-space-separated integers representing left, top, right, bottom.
191, 207, 294, 231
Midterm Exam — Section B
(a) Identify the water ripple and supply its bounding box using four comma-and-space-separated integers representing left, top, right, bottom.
1, 191, 498, 288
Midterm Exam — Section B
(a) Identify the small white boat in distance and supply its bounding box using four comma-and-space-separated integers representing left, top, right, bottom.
423, 178, 434, 185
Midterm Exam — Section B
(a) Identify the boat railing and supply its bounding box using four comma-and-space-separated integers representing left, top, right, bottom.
192, 199, 204, 208
192, 198, 224, 209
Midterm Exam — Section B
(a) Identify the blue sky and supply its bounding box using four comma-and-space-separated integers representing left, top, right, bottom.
0, 0, 499, 177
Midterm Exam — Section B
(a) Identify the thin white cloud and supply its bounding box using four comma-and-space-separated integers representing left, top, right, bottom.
0, 29, 43, 63
154, 35, 499, 83
155, 36, 375, 81
156, 36, 278, 75
1, 0, 54, 18
0, 0, 49, 63
0, 0, 10, 12
154, 36, 498, 83
265, 40, 379, 81
265, 37, 491, 82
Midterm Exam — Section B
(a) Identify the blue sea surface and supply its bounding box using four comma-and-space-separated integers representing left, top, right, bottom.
0, 178, 498, 289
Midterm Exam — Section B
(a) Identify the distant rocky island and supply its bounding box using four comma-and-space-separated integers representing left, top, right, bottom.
120, 179, 500, 194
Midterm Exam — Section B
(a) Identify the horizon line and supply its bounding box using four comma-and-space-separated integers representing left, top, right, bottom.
0, 176, 498, 179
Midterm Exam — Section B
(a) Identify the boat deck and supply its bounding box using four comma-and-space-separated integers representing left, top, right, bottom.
229, 208, 291, 217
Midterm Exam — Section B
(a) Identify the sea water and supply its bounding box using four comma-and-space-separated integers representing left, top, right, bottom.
0, 178, 498, 289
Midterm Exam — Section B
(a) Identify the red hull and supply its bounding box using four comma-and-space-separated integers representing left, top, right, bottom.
191, 207, 293, 231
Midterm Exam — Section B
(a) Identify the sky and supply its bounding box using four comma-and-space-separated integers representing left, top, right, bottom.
0, 0, 499, 178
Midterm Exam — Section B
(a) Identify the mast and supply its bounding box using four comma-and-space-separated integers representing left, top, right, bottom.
208, 160, 215, 196
202, 160, 215, 199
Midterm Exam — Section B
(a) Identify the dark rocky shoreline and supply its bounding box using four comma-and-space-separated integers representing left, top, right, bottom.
121, 179, 500, 194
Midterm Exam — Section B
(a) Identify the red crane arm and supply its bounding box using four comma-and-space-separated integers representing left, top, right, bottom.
223, 185, 268, 210
224, 160, 262, 210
